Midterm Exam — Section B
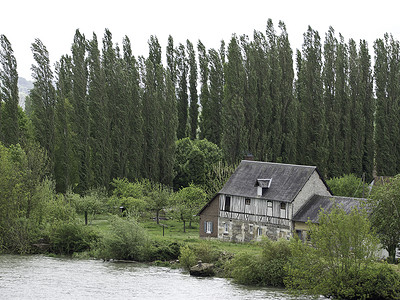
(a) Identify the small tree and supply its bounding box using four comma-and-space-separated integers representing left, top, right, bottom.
69, 189, 105, 225
286, 205, 381, 298
173, 184, 207, 232
147, 183, 172, 224
369, 174, 400, 263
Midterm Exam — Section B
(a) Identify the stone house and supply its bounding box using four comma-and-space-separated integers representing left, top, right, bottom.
198, 160, 333, 242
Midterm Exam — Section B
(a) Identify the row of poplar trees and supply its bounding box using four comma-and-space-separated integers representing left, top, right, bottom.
1, 19, 400, 194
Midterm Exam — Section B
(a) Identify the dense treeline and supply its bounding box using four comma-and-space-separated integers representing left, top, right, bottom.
1, 20, 400, 193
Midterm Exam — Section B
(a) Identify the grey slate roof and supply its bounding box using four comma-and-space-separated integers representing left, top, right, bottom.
292, 194, 364, 223
219, 160, 319, 203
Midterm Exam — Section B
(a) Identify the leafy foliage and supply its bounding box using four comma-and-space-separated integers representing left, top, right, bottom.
327, 173, 368, 198
285, 205, 382, 298
369, 174, 400, 263
98, 216, 151, 261
172, 184, 207, 232
226, 238, 291, 287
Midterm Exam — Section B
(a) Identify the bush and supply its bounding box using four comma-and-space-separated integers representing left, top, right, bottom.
179, 244, 197, 270
330, 263, 400, 300
2, 218, 41, 254
98, 216, 151, 261
226, 238, 291, 286
47, 221, 99, 255
149, 241, 181, 261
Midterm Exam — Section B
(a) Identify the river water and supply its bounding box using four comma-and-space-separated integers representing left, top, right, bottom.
0, 255, 307, 299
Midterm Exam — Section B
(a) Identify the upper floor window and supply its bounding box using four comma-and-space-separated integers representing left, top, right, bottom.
267, 201, 273, 216
280, 202, 286, 219
225, 196, 231, 212
245, 198, 251, 205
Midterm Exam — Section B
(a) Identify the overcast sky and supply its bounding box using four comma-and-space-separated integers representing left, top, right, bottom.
1, 0, 399, 80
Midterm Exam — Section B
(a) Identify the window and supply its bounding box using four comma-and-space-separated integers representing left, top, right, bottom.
296, 230, 303, 241
224, 222, 229, 234
267, 201, 273, 216
249, 224, 254, 234
204, 221, 213, 234
280, 202, 286, 219
245, 198, 251, 205
257, 227, 262, 236
225, 196, 231, 212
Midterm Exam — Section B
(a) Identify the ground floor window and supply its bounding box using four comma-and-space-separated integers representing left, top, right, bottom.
205, 221, 213, 234
223, 222, 229, 233
257, 227, 262, 236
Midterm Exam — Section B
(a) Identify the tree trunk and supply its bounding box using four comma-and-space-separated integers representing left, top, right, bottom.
183, 220, 186, 233
156, 209, 159, 224
84, 211, 88, 225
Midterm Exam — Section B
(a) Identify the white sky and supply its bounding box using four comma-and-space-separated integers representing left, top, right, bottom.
1, 0, 399, 80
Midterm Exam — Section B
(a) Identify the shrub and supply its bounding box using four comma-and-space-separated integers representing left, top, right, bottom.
98, 216, 151, 261
47, 221, 99, 255
331, 263, 400, 300
149, 241, 181, 261
226, 238, 291, 286
179, 244, 197, 270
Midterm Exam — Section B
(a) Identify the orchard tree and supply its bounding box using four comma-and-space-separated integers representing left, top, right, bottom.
173, 184, 207, 232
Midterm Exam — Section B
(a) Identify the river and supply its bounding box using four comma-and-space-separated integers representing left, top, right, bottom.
0, 255, 311, 299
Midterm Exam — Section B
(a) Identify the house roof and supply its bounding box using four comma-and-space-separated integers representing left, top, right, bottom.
292, 194, 364, 223
219, 160, 323, 203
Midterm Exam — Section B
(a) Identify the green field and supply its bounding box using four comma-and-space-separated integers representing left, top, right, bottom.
88, 214, 262, 257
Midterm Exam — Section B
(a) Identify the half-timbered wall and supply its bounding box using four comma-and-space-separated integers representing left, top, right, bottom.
218, 194, 291, 242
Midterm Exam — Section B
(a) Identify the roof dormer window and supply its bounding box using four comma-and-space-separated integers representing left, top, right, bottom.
255, 178, 272, 196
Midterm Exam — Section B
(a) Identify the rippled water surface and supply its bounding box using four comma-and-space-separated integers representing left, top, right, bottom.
0, 255, 304, 299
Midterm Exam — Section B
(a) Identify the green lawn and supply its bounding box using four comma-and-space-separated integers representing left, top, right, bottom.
87, 213, 262, 256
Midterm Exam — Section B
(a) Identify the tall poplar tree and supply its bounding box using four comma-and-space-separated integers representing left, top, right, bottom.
187, 40, 198, 139
30, 38, 56, 173
54, 55, 76, 192
197, 40, 210, 140
176, 43, 188, 139
71, 30, 89, 194
222, 35, 247, 163
240, 34, 259, 158
359, 40, 374, 180
142, 35, 163, 181
251, 30, 272, 161
297, 27, 328, 175
87, 33, 111, 188
335, 34, 350, 175
159, 70, 178, 186
0, 34, 19, 146
266, 19, 283, 162
166, 35, 177, 86
323, 27, 339, 178
374, 34, 400, 176
277, 21, 296, 163
205, 47, 224, 146
348, 39, 365, 176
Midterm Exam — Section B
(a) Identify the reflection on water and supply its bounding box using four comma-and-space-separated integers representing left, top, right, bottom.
0, 255, 305, 299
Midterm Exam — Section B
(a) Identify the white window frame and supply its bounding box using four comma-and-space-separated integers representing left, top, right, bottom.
205, 221, 213, 234
280, 202, 286, 219
267, 201, 273, 216
224, 222, 229, 234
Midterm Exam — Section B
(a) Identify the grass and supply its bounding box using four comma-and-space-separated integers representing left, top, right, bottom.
84, 213, 262, 257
